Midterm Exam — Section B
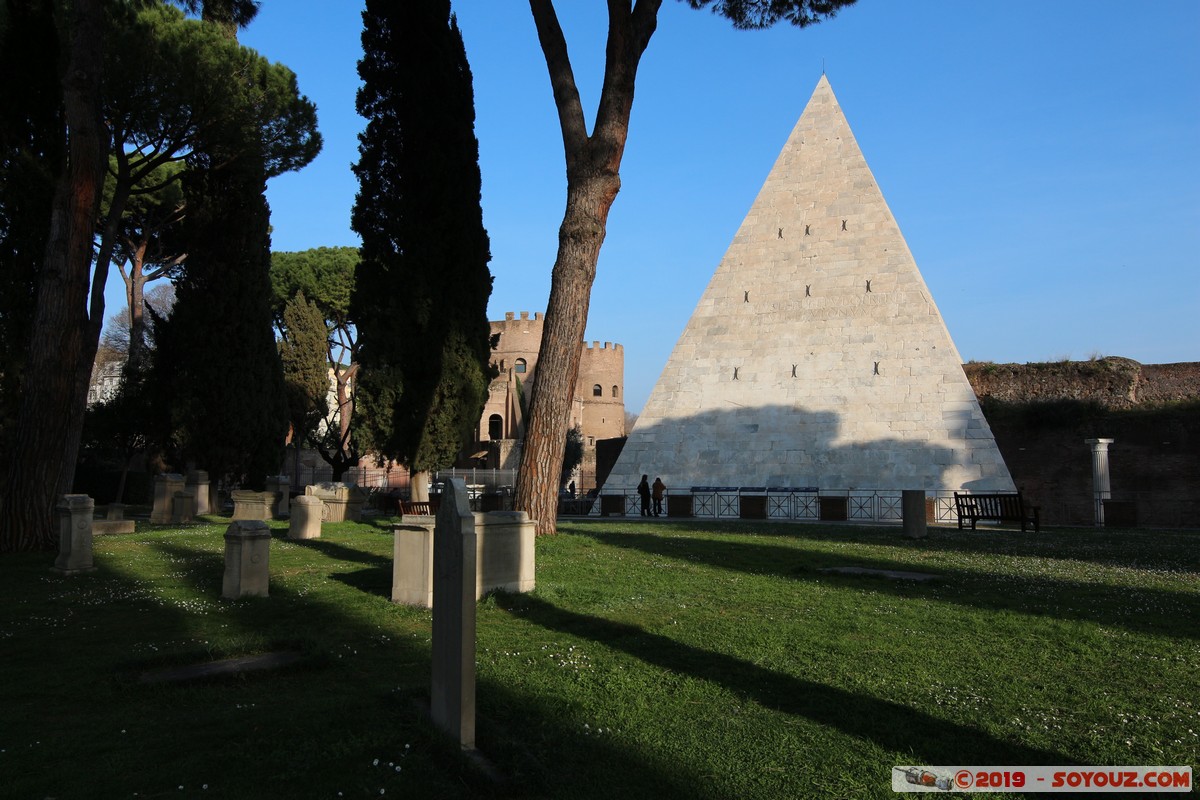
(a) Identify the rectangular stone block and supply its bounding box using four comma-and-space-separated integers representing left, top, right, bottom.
53, 494, 96, 575
222, 520, 271, 599
392, 523, 434, 606
151, 473, 185, 523
231, 490, 273, 521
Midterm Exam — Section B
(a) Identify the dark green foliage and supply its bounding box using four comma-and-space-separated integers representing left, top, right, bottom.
683, 0, 857, 30
270, 247, 357, 330
350, 0, 493, 473
153, 165, 288, 489
144, 2, 320, 490
0, 0, 61, 451
561, 425, 584, 483
270, 247, 360, 477
278, 291, 330, 447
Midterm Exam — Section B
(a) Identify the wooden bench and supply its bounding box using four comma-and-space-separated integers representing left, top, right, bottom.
398, 499, 440, 516
954, 492, 1040, 533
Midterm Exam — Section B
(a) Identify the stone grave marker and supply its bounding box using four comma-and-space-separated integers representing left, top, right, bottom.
288, 495, 323, 539
902, 489, 927, 539
172, 490, 195, 524
430, 477, 477, 749
150, 473, 185, 523
186, 470, 211, 515
52, 494, 97, 576
265, 474, 290, 518
222, 520, 271, 599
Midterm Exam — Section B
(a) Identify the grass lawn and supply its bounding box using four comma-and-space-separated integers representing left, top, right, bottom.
2, 516, 1197, 798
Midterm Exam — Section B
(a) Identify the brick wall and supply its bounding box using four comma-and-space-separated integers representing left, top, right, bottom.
965, 358, 1199, 528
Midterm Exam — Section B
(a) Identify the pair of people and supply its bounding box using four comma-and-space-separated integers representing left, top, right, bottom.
637, 474, 666, 517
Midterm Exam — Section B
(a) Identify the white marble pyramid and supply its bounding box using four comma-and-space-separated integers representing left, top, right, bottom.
604, 75, 1014, 494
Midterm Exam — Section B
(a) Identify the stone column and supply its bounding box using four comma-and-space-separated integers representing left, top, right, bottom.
222, 520, 271, 599
1086, 438, 1114, 527
288, 495, 323, 540
902, 490, 927, 539
430, 478, 477, 749
151, 473, 185, 523
186, 470, 211, 515
53, 494, 97, 576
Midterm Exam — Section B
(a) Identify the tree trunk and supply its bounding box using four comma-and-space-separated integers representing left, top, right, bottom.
515, 173, 617, 535
516, 0, 659, 535
411, 469, 430, 503
0, 0, 108, 552
125, 240, 148, 372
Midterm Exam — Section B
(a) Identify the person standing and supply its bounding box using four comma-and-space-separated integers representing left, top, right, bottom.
637, 474, 651, 517
651, 476, 666, 517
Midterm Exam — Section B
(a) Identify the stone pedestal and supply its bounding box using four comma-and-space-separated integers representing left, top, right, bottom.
902, 489, 927, 539
222, 520, 271, 599
151, 473, 185, 523
186, 470, 211, 515
53, 494, 97, 576
172, 490, 196, 525
288, 495, 323, 540
304, 482, 367, 522
392, 510, 535, 608
1086, 438, 1114, 527
473, 510, 535, 595
430, 478, 476, 749
231, 490, 274, 521
392, 524, 434, 606
265, 475, 290, 518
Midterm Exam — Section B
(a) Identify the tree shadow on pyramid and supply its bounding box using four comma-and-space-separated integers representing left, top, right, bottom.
608, 403, 1005, 493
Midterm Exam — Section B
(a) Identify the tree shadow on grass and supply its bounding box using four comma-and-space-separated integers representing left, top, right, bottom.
94, 537, 726, 799
328, 565, 393, 598
563, 518, 1200, 574
492, 592, 1075, 768
569, 529, 1200, 641
287, 536, 392, 567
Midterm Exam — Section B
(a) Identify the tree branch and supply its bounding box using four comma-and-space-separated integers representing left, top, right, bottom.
529, 0, 590, 170
592, 0, 661, 171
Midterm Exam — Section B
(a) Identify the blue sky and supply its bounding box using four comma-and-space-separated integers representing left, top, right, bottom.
111, 1, 1199, 412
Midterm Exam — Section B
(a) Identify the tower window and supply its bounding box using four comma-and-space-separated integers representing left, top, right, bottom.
612, 385, 619, 398
514, 358, 527, 374
592, 384, 602, 397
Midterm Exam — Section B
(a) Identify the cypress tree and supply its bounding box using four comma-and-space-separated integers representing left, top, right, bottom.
151, 3, 318, 491
154, 164, 288, 488
278, 290, 331, 449
350, 0, 493, 495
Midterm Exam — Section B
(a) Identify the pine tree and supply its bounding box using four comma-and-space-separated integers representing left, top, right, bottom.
350, 0, 493, 498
